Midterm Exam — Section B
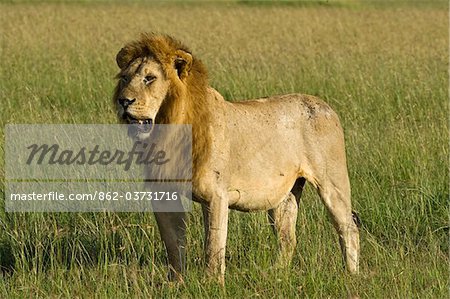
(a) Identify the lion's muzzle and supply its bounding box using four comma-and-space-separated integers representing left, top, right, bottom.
117, 97, 154, 137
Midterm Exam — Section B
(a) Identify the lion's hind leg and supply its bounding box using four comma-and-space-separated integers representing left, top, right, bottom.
268, 178, 306, 266
318, 177, 360, 274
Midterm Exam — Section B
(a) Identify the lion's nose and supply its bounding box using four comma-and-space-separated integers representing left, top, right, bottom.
118, 98, 136, 109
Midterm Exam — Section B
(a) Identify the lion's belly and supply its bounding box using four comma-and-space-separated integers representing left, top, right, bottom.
226, 171, 299, 211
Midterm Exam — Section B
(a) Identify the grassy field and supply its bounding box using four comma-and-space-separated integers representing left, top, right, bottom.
0, 1, 448, 298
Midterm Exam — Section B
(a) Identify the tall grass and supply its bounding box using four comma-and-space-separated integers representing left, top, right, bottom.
0, 1, 448, 297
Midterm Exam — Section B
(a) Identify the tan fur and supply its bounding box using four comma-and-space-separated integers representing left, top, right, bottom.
113, 33, 360, 284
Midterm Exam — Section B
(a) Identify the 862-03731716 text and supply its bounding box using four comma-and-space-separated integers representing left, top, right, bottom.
8, 191, 180, 201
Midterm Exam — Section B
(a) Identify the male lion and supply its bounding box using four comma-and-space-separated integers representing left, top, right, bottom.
114, 33, 360, 284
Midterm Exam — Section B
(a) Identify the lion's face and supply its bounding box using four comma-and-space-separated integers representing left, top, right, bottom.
116, 57, 170, 136
114, 38, 193, 139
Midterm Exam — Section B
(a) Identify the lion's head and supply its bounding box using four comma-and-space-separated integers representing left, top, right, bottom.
113, 33, 211, 176
113, 33, 208, 138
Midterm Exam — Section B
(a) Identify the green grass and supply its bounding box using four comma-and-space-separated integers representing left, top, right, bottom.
0, 1, 448, 298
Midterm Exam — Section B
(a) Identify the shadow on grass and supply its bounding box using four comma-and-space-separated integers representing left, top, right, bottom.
0, 215, 159, 277
0, 239, 15, 275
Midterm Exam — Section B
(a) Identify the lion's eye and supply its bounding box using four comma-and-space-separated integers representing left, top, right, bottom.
120, 75, 129, 83
143, 75, 156, 85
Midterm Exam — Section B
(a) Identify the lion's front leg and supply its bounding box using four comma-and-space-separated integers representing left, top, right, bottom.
154, 211, 187, 282
201, 203, 210, 260
205, 192, 229, 285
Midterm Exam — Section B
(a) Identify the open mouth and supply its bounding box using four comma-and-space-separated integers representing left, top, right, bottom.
123, 113, 153, 135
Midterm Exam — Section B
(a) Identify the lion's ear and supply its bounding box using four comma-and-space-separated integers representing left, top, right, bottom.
174, 50, 192, 80
116, 46, 134, 69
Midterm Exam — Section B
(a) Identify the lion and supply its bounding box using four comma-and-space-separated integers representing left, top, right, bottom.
113, 33, 360, 284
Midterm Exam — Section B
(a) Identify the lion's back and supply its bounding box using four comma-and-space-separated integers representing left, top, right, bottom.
224, 93, 341, 132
